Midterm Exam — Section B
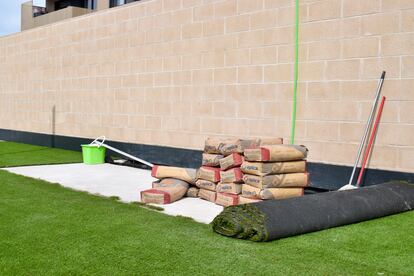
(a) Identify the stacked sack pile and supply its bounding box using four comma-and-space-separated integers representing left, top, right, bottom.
140, 138, 308, 206
141, 166, 197, 204
240, 144, 309, 202
198, 137, 283, 206
193, 138, 223, 204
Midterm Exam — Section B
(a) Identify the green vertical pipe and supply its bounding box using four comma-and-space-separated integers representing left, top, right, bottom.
290, 0, 299, 145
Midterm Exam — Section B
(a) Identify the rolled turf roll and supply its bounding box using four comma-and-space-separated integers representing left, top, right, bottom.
212, 182, 414, 242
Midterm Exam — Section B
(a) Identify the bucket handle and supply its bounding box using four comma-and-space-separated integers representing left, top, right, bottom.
90, 136, 106, 148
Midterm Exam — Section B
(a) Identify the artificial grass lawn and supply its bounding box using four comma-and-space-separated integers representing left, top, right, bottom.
0, 170, 413, 275
0, 141, 82, 167
0, 141, 413, 274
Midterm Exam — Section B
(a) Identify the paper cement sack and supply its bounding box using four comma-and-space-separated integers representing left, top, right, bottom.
218, 138, 282, 155
151, 165, 197, 184
241, 184, 262, 199
186, 187, 199, 197
220, 167, 244, 183
238, 196, 262, 204
215, 193, 239, 206
205, 137, 283, 156
197, 166, 221, 182
204, 137, 238, 154
242, 184, 303, 200
141, 178, 189, 204
198, 189, 216, 202
219, 153, 244, 170
259, 137, 283, 146
241, 160, 306, 176
219, 139, 258, 155
195, 179, 217, 191
243, 173, 309, 188
260, 187, 303, 200
216, 183, 242, 194
202, 153, 223, 167
244, 145, 308, 162
152, 178, 190, 189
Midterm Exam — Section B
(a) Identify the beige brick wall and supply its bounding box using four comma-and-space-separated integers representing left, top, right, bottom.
1, 0, 414, 172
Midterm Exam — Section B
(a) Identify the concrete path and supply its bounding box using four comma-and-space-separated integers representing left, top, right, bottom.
3, 163, 223, 224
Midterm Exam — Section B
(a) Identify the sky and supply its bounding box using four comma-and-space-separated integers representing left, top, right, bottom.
0, 0, 45, 37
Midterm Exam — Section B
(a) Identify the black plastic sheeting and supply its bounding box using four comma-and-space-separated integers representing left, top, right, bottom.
212, 182, 414, 242
2, 128, 414, 190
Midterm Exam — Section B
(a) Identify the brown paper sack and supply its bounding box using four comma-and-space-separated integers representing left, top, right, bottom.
151, 165, 197, 184
244, 145, 308, 162
186, 187, 199, 197
216, 193, 239, 206
216, 183, 242, 194
204, 137, 238, 154
198, 189, 216, 202
260, 187, 304, 200
238, 196, 263, 204
141, 179, 189, 204
152, 178, 190, 189
220, 167, 244, 183
242, 185, 303, 200
219, 139, 258, 155
195, 179, 217, 191
241, 184, 262, 199
258, 137, 283, 146
202, 153, 223, 167
243, 173, 309, 188
197, 166, 221, 182
219, 153, 244, 170
241, 160, 306, 176
220, 138, 283, 155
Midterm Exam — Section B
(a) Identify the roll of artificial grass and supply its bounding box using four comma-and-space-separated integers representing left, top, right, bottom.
212, 182, 414, 242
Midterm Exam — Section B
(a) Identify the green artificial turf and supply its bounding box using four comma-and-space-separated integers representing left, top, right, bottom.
0, 141, 413, 274
0, 170, 413, 275
0, 141, 82, 167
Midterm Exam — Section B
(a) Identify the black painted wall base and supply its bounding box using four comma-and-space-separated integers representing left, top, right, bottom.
1, 128, 413, 190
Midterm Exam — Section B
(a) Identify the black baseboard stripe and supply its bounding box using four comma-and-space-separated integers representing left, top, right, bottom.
1, 128, 413, 190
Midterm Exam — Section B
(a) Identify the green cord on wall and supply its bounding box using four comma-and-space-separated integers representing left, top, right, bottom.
290, 0, 299, 145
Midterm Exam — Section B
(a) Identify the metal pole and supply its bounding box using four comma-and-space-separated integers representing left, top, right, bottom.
356, 96, 386, 186
101, 143, 154, 168
347, 71, 386, 186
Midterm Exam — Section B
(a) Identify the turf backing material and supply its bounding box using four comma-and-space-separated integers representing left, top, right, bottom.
213, 182, 414, 242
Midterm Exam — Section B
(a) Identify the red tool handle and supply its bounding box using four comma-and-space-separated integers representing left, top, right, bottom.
356, 96, 386, 186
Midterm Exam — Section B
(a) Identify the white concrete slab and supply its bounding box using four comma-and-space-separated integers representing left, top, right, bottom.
3, 163, 223, 224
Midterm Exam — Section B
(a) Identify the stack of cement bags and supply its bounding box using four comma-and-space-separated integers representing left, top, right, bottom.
201, 137, 283, 206
240, 145, 309, 202
141, 165, 197, 204
195, 139, 223, 203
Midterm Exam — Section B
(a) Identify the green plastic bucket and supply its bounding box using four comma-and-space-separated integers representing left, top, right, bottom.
81, 144, 106, 165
